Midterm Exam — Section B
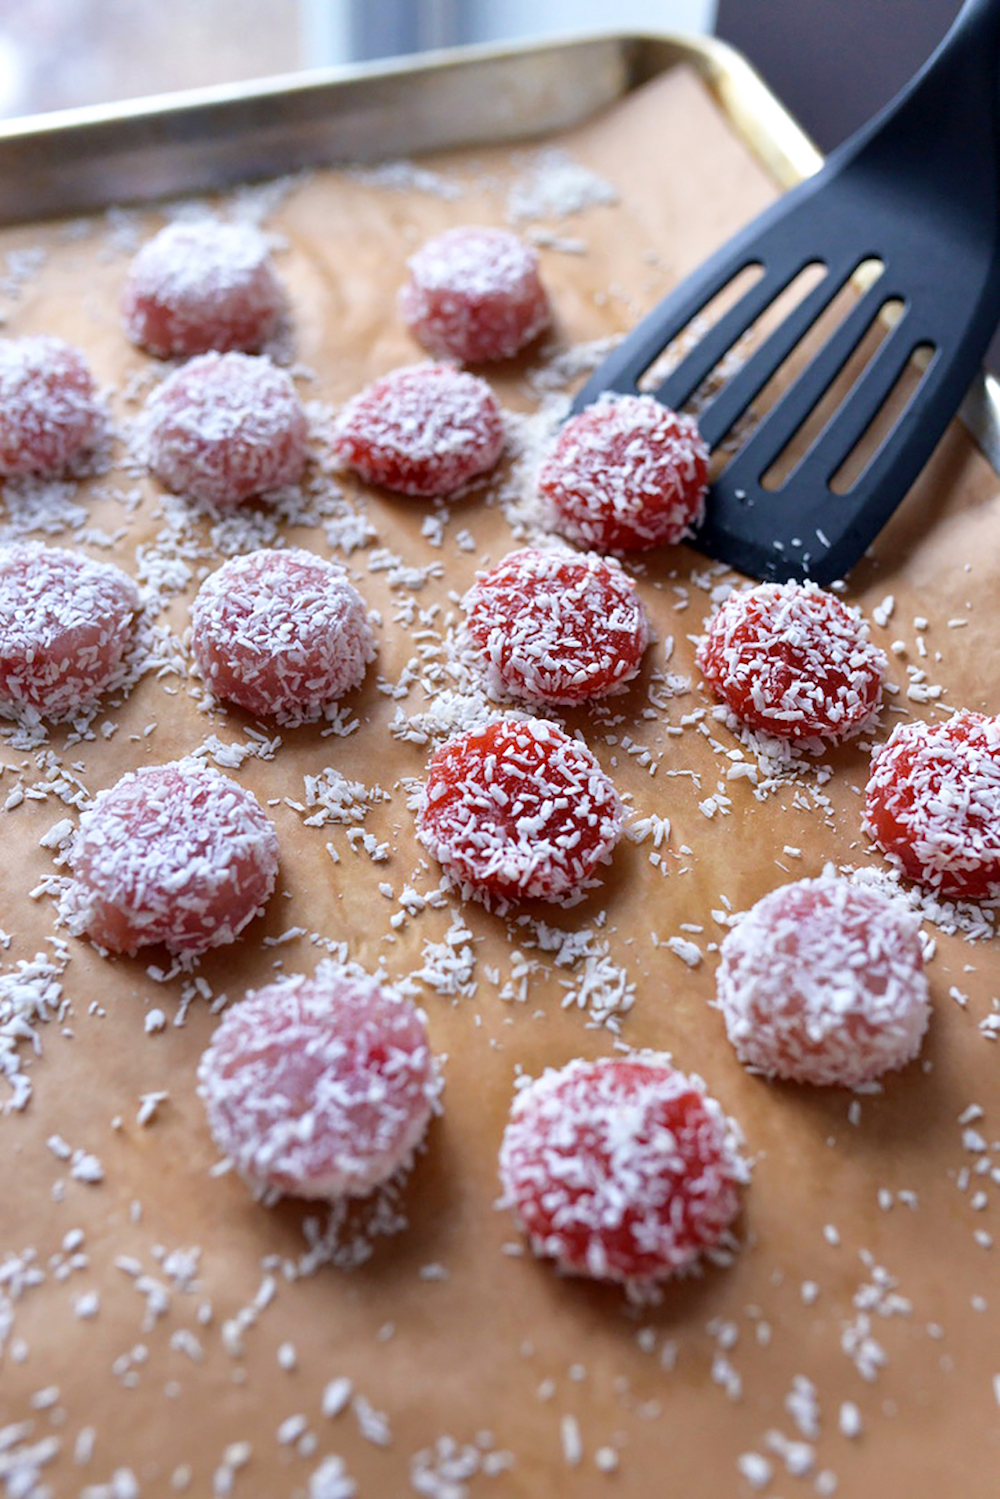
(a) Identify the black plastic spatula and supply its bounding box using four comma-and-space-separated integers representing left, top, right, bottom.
570, 0, 1000, 584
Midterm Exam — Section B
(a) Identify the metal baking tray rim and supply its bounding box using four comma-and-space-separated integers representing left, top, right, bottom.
0, 31, 820, 219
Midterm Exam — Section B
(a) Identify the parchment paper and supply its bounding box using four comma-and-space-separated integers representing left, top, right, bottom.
0, 61, 998, 1498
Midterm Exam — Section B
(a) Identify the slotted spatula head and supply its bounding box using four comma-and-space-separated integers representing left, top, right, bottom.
571, 0, 1000, 584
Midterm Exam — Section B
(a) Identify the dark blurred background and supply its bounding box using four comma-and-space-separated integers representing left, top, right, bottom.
715, 0, 961, 149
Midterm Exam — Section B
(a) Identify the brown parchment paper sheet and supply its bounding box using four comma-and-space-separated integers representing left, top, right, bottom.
1, 60, 999, 1499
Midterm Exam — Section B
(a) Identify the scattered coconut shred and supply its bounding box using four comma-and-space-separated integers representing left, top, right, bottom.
0, 127, 997, 1499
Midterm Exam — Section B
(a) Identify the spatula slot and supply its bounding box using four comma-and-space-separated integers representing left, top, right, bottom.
650, 259, 836, 420
753, 279, 902, 490
678, 260, 834, 422
828, 340, 936, 494
756, 316, 935, 502
689, 257, 887, 456
702, 270, 896, 487
636, 261, 766, 397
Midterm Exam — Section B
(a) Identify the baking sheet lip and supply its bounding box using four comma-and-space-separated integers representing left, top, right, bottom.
0, 27, 801, 149
0, 30, 683, 141
0, 28, 819, 232
0, 28, 822, 204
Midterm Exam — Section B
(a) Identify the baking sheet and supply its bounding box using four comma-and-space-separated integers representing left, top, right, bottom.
0, 39, 998, 1499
